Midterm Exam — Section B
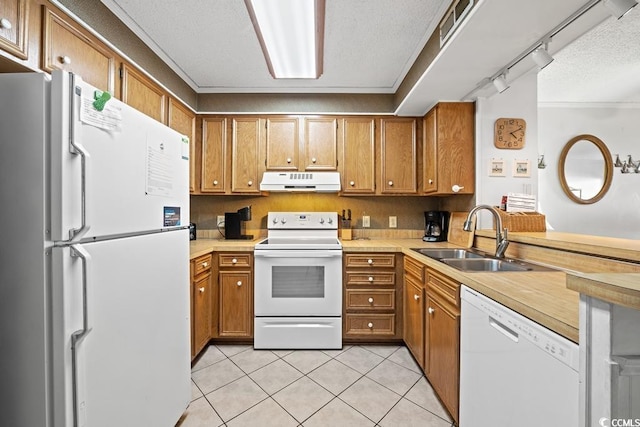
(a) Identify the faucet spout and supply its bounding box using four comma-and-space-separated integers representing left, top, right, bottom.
463, 205, 509, 258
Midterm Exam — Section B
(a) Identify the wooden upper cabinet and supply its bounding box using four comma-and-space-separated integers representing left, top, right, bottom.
231, 117, 262, 193
303, 117, 338, 170
380, 118, 417, 194
201, 118, 227, 193
168, 99, 196, 193
423, 102, 475, 195
120, 63, 166, 124
341, 117, 375, 194
0, 0, 28, 59
42, 6, 115, 93
265, 117, 299, 170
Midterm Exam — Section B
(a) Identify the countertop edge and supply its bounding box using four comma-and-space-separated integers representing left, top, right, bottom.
566, 272, 640, 310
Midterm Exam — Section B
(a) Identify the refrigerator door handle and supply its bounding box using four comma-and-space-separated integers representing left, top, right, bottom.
67, 73, 91, 242
70, 244, 93, 427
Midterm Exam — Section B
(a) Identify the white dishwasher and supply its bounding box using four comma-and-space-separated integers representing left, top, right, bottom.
459, 286, 579, 427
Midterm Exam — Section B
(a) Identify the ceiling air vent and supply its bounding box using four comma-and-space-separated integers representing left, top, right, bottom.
439, 0, 474, 47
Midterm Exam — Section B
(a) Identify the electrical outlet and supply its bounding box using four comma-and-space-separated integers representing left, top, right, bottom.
362, 215, 370, 228
389, 216, 397, 228
217, 215, 225, 226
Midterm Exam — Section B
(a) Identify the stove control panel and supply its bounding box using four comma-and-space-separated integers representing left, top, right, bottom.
267, 212, 338, 230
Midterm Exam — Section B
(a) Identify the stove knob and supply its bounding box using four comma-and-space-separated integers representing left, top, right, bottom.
327, 218, 333, 224
281, 219, 287, 224
272, 217, 278, 224
319, 218, 325, 224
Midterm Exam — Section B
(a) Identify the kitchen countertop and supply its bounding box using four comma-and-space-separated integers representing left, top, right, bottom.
566, 272, 640, 310
190, 238, 264, 259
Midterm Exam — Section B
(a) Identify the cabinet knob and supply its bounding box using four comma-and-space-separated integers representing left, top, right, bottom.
232, 258, 237, 264
213, 180, 218, 185
236, 281, 242, 287
286, 157, 292, 163
414, 294, 420, 301
428, 179, 433, 184
59, 55, 72, 65
388, 180, 393, 186
368, 276, 373, 282
247, 180, 253, 186
368, 297, 374, 304
349, 181, 355, 186
199, 287, 205, 293
0, 18, 12, 30
367, 322, 374, 329
452, 184, 464, 193
202, 262, 208, 268
367, 259, 373, 265
311, 157, 317, 163
428, 307, 435, 314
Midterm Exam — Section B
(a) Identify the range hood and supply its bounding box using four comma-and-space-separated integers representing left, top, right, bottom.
260, 172, 341, 192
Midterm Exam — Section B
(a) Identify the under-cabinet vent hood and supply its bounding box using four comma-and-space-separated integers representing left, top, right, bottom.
260, 172, 341, 192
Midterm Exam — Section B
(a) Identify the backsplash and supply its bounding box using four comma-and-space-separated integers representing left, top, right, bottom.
190, 194, 474, 234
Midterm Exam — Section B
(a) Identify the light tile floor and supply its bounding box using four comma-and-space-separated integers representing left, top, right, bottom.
177, 344, 454, 427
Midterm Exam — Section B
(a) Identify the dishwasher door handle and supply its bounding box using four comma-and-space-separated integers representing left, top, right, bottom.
489, 317, 519, 343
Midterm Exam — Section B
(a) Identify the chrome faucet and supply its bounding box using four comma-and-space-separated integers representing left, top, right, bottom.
463, 205, 509, 258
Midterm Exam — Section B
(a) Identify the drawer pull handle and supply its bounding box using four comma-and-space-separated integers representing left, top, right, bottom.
287, 157, 292, 163
414, 294, 420, 301
60, 55, 72, 65
428, 179, 433, 184
428, 307, 435, 314
349, 180, 355, 186
388, 180, 393, 186
232, 258, 237, 264
213, 180, 218, 185
0, 18, 12, 30
199, 287, 205, 293
367, 259, 373, 265
311, 157, 317, 163
368, 276, 373, 282
368, 297, 374, 304
367, 322, 373, 329
236, 281, 242, 287
452, 184, 464, 193
248, 180, 253, 186
202, 262, 208, 268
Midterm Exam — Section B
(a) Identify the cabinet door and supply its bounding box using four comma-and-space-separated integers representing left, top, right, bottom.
426, 294, 460, 420
265, 117, 299, 170
219, 271, 252, 337
168, 99, 196, 193
121, 63, 166, 123
341, 117, 375, 194
403, 275, 424, 367
304, 117, 337, 170
0, 0, 28, 59
201, 118, 227, 193
42, 6, 115, 93
423, 108, 438, 193
192, 272, 211, 357
380, 118, 417, 194
232, 118, 261, 193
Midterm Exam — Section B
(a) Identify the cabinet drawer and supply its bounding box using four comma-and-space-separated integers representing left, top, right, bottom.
346, 289, 395, 310
345, 314, 395, 336
404, 256, 424, 281
219, 253, 252, 268
345, 254, 395, 268
193, 254, 213, 276
345, 272, 395, 286
427, 268, 459, 308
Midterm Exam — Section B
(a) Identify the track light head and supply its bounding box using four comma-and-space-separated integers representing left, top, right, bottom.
603, 0, 638, 19
492, 74, 510, 93
531, 45, 554, 70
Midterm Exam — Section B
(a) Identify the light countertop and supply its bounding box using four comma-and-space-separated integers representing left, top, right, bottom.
566, 272, 640, 310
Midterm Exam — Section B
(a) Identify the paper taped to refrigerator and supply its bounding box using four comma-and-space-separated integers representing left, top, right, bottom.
80, 96, 122, 132
146, 138, 175, 197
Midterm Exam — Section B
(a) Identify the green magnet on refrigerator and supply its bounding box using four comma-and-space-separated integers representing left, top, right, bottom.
93, 90, 111, 111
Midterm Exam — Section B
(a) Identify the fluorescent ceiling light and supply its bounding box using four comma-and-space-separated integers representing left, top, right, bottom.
603, 0, 638, 19
531, 45, 554, 70
246, 0, 325, 79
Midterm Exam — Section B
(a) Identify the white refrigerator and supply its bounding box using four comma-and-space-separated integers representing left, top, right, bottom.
0, 71, 191, 427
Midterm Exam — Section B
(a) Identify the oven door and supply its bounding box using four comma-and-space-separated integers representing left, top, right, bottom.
254, 249, 342, 316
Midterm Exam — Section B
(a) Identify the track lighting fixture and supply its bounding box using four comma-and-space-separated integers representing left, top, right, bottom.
531, 44, 554, 69
603, 0, 638, 19
492, 74, 510, 93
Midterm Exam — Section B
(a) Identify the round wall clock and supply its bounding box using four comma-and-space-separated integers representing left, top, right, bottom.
494, 118, 526, 149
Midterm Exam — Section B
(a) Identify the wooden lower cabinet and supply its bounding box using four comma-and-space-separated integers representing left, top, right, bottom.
403, 258, 425, 367
191, 254, 213, 359
343, 253, 401, 340
218, 253, 253, 338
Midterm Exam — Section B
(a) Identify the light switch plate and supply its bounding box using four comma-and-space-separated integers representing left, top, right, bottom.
389, 216, 397, 228
362, 215, 370, 228
217, 215, 225, 226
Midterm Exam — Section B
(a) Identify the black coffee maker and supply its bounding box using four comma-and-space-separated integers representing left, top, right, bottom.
224, 206, 253, 240
423, 211, 450, 242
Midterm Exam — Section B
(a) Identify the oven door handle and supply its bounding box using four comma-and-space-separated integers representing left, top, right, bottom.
255, 250, 342, 258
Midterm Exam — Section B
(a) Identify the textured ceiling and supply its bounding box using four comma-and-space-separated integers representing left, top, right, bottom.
99, 0, 449, 94
539, 6, 640, 103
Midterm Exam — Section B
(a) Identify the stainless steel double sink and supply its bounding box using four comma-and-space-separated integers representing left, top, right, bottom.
410, 248, 555, 272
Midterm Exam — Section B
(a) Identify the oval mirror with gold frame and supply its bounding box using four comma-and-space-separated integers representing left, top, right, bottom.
558, 134, 613, 204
